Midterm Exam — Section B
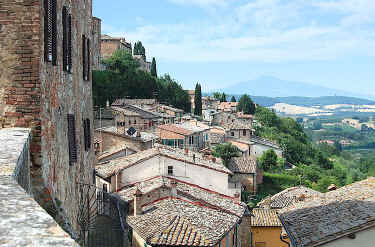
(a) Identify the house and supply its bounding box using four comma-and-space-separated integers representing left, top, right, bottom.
101, 34, 132, 59
229, 140, 252, 158
112, 105, 159, 132
0, 0, 97, 236
157, 122, 209, 151
93, 104, 114, 129
223, 121, 254, 141
202, 96, 220, 110
227, 157, 260, 193
278, 177, 375, 247
95, 145, 235, 196
250, 208, 290, 247
211, 112, 237, 126
218, 102, 239, 113
203, 108, 219, 123
126, 176, 247, 247
94, 126, 158, 155
249, 136, 283, 157
133, 54, 152, 73
157, 104, 184, 120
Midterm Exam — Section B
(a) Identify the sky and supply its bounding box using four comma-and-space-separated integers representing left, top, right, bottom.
93, 0, 375, 95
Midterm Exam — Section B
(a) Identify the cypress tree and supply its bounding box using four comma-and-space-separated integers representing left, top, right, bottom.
194, 83, 202, 116
231, 96, 236, 102
221, 92, 227, 102
151, 57, 157, 77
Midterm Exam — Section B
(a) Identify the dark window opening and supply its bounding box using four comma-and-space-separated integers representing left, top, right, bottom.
103, 184, 108, 192
82, 35, 87, 80
243, 130, 246, 136
62, 7, 72, 72
168, 166, 173, 175
67, 114, 77, 165
231, 132, 234, 137
84, 118, 91, 151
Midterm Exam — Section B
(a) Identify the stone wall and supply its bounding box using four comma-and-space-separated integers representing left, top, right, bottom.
92, 16, 102, 70
0, 0, 96, 238
101, 38, 132, 59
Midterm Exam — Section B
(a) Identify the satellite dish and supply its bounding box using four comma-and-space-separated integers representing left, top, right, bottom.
127, 127, 136, 136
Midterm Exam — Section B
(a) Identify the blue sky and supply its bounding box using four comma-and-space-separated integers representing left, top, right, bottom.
93, 0, 375, 95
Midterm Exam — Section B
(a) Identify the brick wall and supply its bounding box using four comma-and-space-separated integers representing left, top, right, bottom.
101, 39, 132, 59
0, 0, 96, 238
91, 17, 101, 70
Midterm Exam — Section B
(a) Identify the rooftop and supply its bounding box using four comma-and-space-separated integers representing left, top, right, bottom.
258, 186, 322, 209
222, 120, 253, 130
250, 135, 281, 149
95, 145, 232, 178
228, 157, 257, 174
157, 124, 193, 136
112, 98, 157, 106
96, 126, 158, 142
251, 208, 282, 227
128, 197, 244, 247
111, 105, 158, 119
279, 178, 375, 247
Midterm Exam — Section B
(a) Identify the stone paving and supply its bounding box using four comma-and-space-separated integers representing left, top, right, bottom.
0, 128, 79, 247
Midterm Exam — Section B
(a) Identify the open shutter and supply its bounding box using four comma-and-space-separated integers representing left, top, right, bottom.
84, 118, 91, 151
51, 0, 57, 66
68, 14, 72, 72
87, 38, 90, 80
67, 114, 77, 165
82, 35, 86, 80
62, 7, 67, 71
44, 0, 52, 62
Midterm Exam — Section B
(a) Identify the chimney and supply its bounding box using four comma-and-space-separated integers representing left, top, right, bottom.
133, 187, 143, 216
212, 157, 216, 163
106, 99, 110, 108
170, 179, 177, 197
234, 192, 241, 202
193, 154, 196, 163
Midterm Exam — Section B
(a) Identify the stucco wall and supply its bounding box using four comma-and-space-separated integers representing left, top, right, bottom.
321, 227, 375, 247
120, 156, 231, 195
251, 226, 289, 247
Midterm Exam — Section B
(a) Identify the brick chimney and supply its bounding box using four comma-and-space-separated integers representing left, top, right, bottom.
234, 192, 241, 202
133, 187, 143, 216
212, 157, 216, 163
170, 179, 177, 197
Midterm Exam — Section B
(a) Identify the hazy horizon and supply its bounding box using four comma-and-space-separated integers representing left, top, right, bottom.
93, 0, 375, 96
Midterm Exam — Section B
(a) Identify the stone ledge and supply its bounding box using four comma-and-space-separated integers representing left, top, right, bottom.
0, 128, 79, 247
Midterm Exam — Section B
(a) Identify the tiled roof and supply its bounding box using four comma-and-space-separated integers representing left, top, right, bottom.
222, 121, 253, 130
117, 176, 245, 216
250, 136, 281, 149
111, 106, 140, 117
258, 186, 322, 209
112, 98, 157, 106
94, 108, 114, 119
177, 122, 209, 133
112, 105, 158, 119
95, 145, 233, 178
158, 124, 193, 136
97, 145, 128, 161
236, 112, 253, 119
251, 208, 282, 227
278, 178, 375, 247
228, 157, 257, 174
229, 141, 249, 152
208, 132, 224, 144
96, 126, 158, 142
128, 197, 243, 246
159, 104, 184, 113
218, 102, 238, 110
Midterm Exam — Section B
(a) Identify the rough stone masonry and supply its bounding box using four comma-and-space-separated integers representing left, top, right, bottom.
0, 0, 99, 239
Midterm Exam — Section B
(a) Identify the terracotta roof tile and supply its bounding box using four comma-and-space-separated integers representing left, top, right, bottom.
251, 208, 282, 227
279, 177, 375, 247
228, 157, 257, 174
158, 124, 193, 136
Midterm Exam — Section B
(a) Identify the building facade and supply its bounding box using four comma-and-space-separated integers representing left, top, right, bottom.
0, 0, 97, 236
101, 34, 132, 59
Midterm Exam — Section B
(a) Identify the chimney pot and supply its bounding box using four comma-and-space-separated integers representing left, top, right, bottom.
212, 157, 216, 163
133, 187, 143, 216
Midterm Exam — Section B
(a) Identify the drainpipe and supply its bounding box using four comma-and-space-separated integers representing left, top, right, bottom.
280, 235, 290, 247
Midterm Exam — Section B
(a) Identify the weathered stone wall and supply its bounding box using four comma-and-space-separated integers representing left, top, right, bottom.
91, 16, 102, 70
0, 0, 96, 238
94, 130, 150, 152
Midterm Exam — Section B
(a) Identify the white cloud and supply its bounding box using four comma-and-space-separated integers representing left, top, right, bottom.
105, 0, 375, 63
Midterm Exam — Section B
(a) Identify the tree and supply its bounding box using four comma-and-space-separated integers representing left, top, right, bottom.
212, 143, 240, 166
259, 149, 278, 171
151, 57, 157, 77
213, 92, 221, 101
237, 94, 256, 114
133, 41, 146, 60
220, 93, 227, 102
231, 96, 236, 102
194, 83, 202, 116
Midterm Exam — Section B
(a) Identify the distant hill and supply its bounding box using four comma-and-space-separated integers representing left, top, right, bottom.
203, 93, 375, 107
222, 76, 375, 100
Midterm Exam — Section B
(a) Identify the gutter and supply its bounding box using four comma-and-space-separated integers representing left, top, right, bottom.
278, 215, 297, 247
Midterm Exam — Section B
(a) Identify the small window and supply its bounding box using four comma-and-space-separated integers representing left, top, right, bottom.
231, 132, 234, 137
67, 114, 77, 165
103, 184, 108, 192
168, 166, 173, 175
243, 130, 246, 136
83, 118, 91, 151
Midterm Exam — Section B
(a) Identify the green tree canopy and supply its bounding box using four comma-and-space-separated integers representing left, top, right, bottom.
231, 96, 236, 102
213, 92, 222, 101
133, 41, 146, 60
259, 149, 278, 171
212, 143, 240, 166
237, 94, 256, 114
151, 57, 157, 77
194, 83, 202, 116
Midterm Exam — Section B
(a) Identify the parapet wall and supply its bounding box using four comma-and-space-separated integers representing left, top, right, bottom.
0, 128, 78, 246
